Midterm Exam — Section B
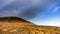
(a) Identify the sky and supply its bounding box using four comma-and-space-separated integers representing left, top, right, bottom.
30, 0, 60, 26
0, 0, 60, 26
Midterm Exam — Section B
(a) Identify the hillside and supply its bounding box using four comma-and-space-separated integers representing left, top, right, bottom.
0, 17, 60, 34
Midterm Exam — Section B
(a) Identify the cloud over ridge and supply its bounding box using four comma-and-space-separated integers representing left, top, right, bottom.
0, 0, 58, 20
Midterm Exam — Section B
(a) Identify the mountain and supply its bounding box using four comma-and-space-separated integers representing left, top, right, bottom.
0, 17, 60, 34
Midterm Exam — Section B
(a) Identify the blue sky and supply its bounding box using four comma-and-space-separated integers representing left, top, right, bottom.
0, 0, 60, 26
30, 1, 60, 26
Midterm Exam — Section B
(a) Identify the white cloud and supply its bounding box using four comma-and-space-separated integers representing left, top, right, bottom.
36, 17, 60, 27
52, 7, 60, 13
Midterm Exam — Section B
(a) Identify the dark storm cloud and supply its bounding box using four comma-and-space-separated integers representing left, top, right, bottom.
0, 0, 58, 20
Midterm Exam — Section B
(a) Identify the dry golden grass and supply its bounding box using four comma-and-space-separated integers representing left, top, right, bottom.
0, 17, 60, 34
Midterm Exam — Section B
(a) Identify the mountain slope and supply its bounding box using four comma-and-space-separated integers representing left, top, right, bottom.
0, 17, 60, 34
